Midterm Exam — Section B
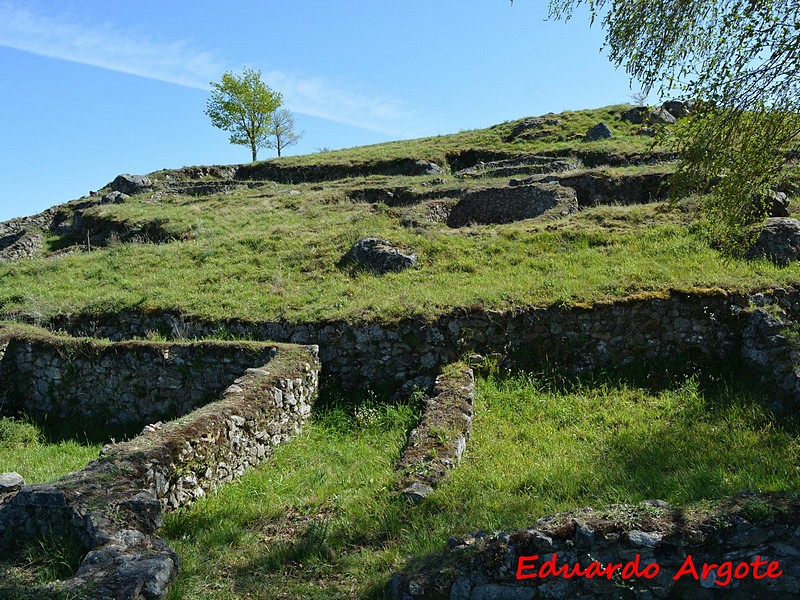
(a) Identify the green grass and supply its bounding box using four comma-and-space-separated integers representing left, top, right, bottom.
2, 191, 798, 324
0, 417, 102, 484
4, 104, 789, 326
161, 369, 800, 599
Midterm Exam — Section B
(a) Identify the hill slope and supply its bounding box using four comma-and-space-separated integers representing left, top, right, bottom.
0, 104, 798, 326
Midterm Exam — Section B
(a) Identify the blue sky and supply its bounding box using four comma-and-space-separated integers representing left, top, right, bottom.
0, 0, 641, 221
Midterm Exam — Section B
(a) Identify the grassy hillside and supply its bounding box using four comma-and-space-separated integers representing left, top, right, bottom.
3, 105, 800, 599
1, 105, 798, 325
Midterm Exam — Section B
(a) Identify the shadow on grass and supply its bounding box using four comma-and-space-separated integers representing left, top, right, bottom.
162, 358, 800, 599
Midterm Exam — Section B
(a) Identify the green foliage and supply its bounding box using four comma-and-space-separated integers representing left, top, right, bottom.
548, 0, 800, 251
205, 68, 283, 161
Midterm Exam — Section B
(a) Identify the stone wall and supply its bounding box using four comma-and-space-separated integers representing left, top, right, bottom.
0, 341, 319, 599
0, 326, 280, 434
397, 364, 475, 503
234, 156, 445, 183
447, 182, 578, 227
390, 492, 800, 599
0, 212, 52, 261
38, 287, 788, 396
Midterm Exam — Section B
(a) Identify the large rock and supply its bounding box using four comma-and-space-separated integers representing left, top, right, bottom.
648, 107, 677, 125
0, 472, 24, 493
111, 174, 153, 195
344, 238, 418, 274
505, 116, 562, 141
741, 190, 791, 223
620, 106, 649, 124
447, 183, 577, 227
583, 122, 614, 142
389, 160, 445, 176
662, 100, 691, 119
747, 217, 800, 265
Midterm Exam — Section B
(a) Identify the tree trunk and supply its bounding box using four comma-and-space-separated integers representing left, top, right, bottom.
251, 139, 257, 162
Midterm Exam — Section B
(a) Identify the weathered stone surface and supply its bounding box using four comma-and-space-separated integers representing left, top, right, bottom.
583, 122, 613, 141
111, 174, 153, 195
535, 169, 671, 207
0, 472, 24, 491
505, 116, 563, 142
648, 107, 677, 125
454, 155, 580, 179
397, 366, 474, 502
620, 106, 649, 124
401, 160, 446, 176
236, 157, 446, 183
0, 342, 320, 599
0, 227, 43, 261
448, 183, 577, 227
747, 217, 800, 266
0, 331, 280, 432
391, 494, 800, 599
744, 190, 791, 219
101, 191, 130, 204
344, 238, 418, 274
31, 286, 799, 395
662, 100, 691, 119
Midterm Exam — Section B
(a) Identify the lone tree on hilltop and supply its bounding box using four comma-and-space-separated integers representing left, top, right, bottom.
205, 68, 282, 162
548, 0, 800, 250
265, 108, 303, 158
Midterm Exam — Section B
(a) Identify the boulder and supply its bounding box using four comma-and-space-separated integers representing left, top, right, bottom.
111, 174, 153, 195
505, 116, 562, 141
390, 160, 445, 176
662, 100, 691, 119
742, 190, 791, 221
620, 106, 649, 124
101, 191, 130, 205
746, 217, 800, 266
648, 107, 677, 125
763, 190, 791, 217
0, 472, 24, 493
344, 238, 417, 274
583, 122, 614, 142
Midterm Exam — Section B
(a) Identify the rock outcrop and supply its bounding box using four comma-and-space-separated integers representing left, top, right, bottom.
344, 238, 418, 274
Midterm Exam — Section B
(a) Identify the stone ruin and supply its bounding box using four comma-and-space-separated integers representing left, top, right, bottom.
3, 284, 800, 597
0, 326, 319, 599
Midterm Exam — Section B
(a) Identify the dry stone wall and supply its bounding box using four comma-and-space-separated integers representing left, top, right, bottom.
0, 327, 280, 433
447, 183, 578, 227
397, 365, 475, 503
0, 338, 319, 600
39, 287, 790, 395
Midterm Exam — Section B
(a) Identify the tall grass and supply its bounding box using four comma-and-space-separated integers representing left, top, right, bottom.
162, 369, 800, 599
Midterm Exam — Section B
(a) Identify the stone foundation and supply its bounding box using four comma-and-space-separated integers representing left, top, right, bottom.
0, 342, 319, 599
0, 326, 282, 434
390, 493, 800, 599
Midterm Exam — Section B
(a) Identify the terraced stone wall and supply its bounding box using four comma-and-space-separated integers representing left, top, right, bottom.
0, 327, 280, 433
45, 288, 798, 394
